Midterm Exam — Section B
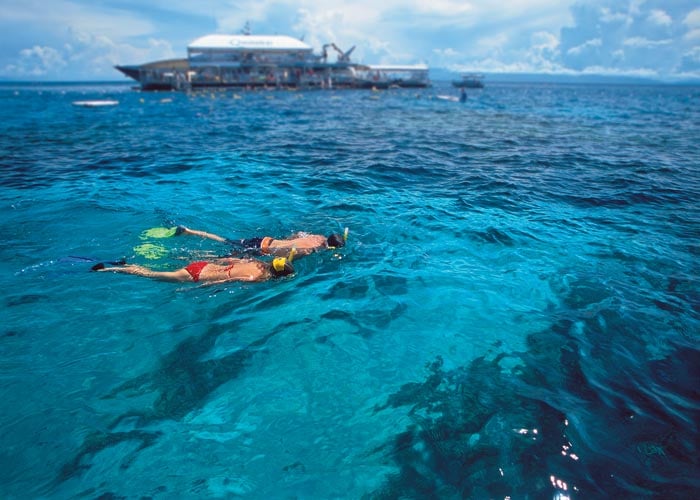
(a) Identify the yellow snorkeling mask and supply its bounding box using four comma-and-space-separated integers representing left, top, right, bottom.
272, 247, 296, 273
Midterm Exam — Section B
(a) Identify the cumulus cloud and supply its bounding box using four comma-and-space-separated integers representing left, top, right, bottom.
567, 38, 602, 55
684, 8, 700, 27
648, 9, 672, 26
525, 31, 561, 70
599, 7, 631, 25
5, 46, 67, 77
579, 64, 659, 78
0, 0, 176, 79
433, 47, 460, 58
1, 31, 175, 80
211, 0, 575, 66
448, 30, 565, 75
623, 37, 672, 48
476, 33, 510, 54
67, 32, 175, 76
678, 47, 700, 76
559, 1, 700, 78
412, 0, 474, 17
1, 0, 699, 80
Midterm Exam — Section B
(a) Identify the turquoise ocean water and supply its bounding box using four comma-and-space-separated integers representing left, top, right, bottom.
1, 81, 698, 498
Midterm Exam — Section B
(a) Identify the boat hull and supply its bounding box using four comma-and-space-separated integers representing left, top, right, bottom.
114, 38, 431, 91
452, 80, 484, 89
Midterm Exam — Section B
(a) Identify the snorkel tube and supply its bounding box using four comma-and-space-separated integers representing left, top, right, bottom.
327, 228, 349, 249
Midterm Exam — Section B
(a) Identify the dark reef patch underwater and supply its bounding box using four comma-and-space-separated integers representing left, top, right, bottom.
0, 81, 698, 498
372, 278, 699, 498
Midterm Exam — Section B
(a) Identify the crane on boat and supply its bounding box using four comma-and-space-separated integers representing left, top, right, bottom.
321, 43, 356, 63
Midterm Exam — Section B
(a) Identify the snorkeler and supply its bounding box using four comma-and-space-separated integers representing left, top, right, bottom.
92, 254, 294, 285
173, 226, 347, 257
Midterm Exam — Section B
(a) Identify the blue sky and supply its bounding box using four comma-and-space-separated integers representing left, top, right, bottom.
1, 0, 699, 81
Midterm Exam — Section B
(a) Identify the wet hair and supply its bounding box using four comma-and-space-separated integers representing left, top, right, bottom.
327, 233, 345, 248
269, 260, 295, 278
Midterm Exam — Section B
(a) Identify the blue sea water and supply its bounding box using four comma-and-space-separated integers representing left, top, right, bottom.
1, 80, 698, 499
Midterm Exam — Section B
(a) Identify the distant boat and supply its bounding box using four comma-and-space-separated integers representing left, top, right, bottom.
72, 100, 119, 107
452, 74, 484, 88
115, 32, 431, 91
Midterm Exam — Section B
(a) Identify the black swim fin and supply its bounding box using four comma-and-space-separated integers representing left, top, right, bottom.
90, 259, 126, 272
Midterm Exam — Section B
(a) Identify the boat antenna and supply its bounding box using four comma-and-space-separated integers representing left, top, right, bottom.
241, 22, 251, 35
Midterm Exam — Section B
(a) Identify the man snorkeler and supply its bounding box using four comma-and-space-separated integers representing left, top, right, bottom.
173, 226, 347, 257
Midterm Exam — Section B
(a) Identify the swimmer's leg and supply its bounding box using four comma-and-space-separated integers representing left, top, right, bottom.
175, 226, 247, 255
175, 226, 228, 243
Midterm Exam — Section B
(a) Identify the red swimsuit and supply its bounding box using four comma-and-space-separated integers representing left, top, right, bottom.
184, 260, 237, 282
184, 261, 208, 282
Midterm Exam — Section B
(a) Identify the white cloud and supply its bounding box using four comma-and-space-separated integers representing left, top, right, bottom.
628, 0, 645, 17
623, 37, 673, 48
531, 31, 559, 51
2, 31, 175, 79
678, 45, 700, 76
6, 46, 67, 76
451, 56, 567, 75
683, 9, 700, 28
447, 29, 564, 75
557, 1, 700, 78
477, 33, 510, 52
648, 9, 672, 27
567, 38, 602, 56
525, 31, 560, 69
681, 9, 700, 42
600, 7, 631, 25
433, 47, 460, 58
212, 0, 574, 64
580, 64, 659, 77
425, 0, 474, 16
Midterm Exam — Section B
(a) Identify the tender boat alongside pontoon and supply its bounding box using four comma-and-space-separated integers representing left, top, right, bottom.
452, 74, 485, 88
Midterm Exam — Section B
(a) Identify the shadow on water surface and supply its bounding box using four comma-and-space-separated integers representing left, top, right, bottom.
368, 275, 699, 499
55, 315, 296, 484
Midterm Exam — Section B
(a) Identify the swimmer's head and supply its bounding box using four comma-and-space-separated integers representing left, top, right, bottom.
327, 233, 345, 249
270, 257, 295, 278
